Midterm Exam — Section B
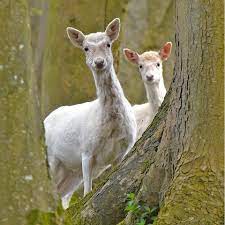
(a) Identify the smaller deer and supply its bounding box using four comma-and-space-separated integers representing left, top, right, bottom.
123, 42, 172, 139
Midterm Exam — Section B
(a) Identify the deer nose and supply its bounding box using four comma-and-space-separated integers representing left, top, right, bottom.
94, 58, 105, 69
146, 75, 154, 81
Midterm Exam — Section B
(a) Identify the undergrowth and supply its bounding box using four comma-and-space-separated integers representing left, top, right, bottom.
125, 193, 159, 225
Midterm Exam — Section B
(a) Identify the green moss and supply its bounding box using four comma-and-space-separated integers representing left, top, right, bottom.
26, 202, 73, 225
117, 220, 126, 225
69, 192, 82, 207
155, 170, 224, 225
26, 209, 56, 225
154, 0, 224, 224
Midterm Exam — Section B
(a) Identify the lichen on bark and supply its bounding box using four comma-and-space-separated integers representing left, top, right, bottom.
0, 1, 55, 224
154, 0, 224, 224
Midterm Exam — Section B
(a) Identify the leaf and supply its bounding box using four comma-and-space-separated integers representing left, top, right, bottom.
151, 216, 157, 221
127, 192, 135, 200
125, 203, 139, 213
136, 218, 146, 225
150, 207, 158, 214
141, 212, 150, 218
143, 206, 151, 213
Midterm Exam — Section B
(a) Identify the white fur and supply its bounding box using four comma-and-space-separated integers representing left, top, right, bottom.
44, 19, 137, 209
133, 78, 166, 139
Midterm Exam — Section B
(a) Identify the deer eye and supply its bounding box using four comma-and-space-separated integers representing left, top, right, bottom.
156, 62, 160, 67
107, 43, 111, 48
84, 47, 89, 52
139, 65, 143, 69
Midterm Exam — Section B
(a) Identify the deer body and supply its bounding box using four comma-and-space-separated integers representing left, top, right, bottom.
44, 19, 136, 209
124, 42, 172, 139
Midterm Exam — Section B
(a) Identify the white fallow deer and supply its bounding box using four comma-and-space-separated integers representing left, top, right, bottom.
123, 42, 172, 140
44, 18, 137, 209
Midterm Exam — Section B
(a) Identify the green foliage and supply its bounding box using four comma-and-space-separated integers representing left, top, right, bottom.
26, 209, 56, 225
26, 203, 73, 225
125, 193, 159, 225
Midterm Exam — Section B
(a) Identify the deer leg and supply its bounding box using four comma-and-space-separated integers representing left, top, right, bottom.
82, 153, 93, 196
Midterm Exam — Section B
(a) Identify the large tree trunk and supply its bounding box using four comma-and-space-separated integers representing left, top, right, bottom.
66, 0, 224, 224
154, 0, 224, 223
0, 1, 55, 224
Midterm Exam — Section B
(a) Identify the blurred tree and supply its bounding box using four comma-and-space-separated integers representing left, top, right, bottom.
29, 0, 49, 101
0, 1, 55, 224
66, 0, 224, 224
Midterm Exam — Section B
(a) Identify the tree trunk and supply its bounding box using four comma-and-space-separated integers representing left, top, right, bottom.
0, 1, 55, 224
154, 0, 224, 224
66, 0, 224, 224
29, 0, 49, 101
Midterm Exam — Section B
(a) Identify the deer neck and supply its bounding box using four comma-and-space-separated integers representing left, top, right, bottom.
92, 65, 125, 108
144, 79, 166, 115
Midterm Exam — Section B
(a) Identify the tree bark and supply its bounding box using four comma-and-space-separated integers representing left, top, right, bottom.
0, 1, 55, 224
66, 0, 224, 224
29, 0, 49, 102
154, 0, 224, 224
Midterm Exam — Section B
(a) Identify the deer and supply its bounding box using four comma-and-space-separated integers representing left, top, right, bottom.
123, 42, 172, 139
44, 18, 137, 209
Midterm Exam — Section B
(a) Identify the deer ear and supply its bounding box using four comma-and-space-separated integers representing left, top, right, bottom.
105, 18, 120, 41
159, 42, 172, 60
123, 48, 139, 64
67, 27, 85, 49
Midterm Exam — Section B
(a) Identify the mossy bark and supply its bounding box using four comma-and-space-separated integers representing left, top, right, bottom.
0, 1, 55, 224
66, 0, 224, 224
154, 0, 224, 224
